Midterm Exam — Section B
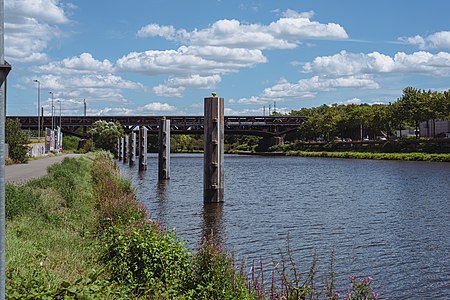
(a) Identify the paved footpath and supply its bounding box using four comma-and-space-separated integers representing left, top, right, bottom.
5, 154, 83, 184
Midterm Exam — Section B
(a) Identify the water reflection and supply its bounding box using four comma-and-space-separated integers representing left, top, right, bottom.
202, 202, 224, 244
154, 180, 170, 224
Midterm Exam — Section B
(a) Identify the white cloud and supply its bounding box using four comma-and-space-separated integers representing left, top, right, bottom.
139, 102, 176, 112
400, 31, 450, 50
136, 9, 348, 50
303, 50, 450, 77
86, 102, 177, 116
116, 46, 267, 76
153, 84, 185, 98
36, 53, 114, 74
5, 0, 73, 62
153, 74, 221, 97
260, 76, 379, 100
137, 24, 176, 39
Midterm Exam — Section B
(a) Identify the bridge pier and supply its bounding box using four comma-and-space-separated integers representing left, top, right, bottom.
129, 132, 136, 166
256, 135, 284, 152
158, 117, 170, 180
123, 135, 128, 164
117, 138, 122, 161
139, 126, 147, 171
204, 94, 224, 203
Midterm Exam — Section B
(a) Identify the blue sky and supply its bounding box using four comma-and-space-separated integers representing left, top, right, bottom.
5, 0, 450, 116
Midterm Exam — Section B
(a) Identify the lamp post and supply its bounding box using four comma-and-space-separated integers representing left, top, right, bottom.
33, 79, 40, 141
48, 91, 54, 131
57, 100, 61, 129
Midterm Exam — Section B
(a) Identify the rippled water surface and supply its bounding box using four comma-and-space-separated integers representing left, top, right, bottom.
119, 154, 450, 299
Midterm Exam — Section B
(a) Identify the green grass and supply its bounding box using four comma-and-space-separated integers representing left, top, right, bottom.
285, 150, 450, 162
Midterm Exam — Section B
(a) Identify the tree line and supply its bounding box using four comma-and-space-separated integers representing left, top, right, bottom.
289, 87, 450, 141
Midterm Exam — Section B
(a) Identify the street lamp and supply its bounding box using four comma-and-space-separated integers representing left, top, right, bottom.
57, 100, 61, 129
48, 91, 54, 131
33, 79, 40, 141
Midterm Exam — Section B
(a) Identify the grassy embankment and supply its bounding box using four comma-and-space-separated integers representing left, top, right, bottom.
6, 153, 379, 299
284, 150, 450, 162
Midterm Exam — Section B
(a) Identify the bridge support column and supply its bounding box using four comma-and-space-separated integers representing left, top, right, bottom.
129, 132, 136, 166
139, 126, 147, 171
204, 94, 224, 203
118, 138, 122, 161
274, 135, 285, 145
158, 117, 170, 180
123, 135, 128, 164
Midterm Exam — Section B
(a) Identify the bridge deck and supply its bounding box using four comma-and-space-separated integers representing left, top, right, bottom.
9, 115, 306, 136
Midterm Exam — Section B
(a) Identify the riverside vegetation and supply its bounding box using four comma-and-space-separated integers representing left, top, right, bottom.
6, 153, 378, 299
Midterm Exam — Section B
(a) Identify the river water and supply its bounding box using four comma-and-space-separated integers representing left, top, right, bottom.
118, 154, 450, 299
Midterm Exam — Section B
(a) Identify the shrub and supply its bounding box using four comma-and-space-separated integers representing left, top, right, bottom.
6, 118, 30, 163
100, 222, 191, 297
189, 239, 249, 299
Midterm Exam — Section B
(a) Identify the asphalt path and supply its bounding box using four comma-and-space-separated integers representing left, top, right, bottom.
5, 154, 83, 184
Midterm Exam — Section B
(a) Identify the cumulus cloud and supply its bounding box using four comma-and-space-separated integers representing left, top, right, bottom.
400, 31, 450, 50
303, 50, 450, 77
235, 75, 379, 104
116, 46, 267, 75
260, 76, 379, 99
5, 0, 73, 62
139, 102, 176, 112
36, 53, 114, 74
153, 74, 221, 97
137, 9, 348, 50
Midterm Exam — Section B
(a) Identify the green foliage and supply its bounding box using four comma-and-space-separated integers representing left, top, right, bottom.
344, 276, 379, 300
62, 135, 79, 151
5, 184, 40, 220
189, 239, 249, 299
88, 120, 124, 153
6, 118, 30, 163
101, 222, 191, 297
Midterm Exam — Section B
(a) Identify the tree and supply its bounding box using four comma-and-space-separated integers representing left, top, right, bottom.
88, 120, 124, 153
6, 118, 30, 163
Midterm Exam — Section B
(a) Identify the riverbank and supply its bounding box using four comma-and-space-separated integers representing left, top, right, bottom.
233, 150, 450, 162
6, 153, 380, 299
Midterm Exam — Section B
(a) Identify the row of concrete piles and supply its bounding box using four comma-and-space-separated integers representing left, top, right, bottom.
116, 95, 224, 202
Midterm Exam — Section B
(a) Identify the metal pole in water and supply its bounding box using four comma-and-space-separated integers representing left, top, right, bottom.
158, 117, 170, 180
204, 92, 224, 203
129, 132, 136, 166
139, 125, 147, 171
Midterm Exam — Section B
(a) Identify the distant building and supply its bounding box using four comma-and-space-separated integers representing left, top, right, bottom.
396, 129, 415, 137
419, 120, 450, 137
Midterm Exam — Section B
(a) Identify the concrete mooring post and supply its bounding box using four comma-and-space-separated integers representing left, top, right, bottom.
123, 135, 128, 164
116, 138, 120, 159
158, 117, 170, 180
129, 132, 136, 166
204, 93, 224, 203
139, 126, 148, 171
118, 137, 123, 161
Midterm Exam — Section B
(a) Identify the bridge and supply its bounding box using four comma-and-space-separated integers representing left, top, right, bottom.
8, 115, 307, 137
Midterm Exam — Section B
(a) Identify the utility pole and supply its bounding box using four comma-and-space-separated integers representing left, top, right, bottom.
33, 80, 41, 141
0, 0, 12, 298
49, 91, 54, 131
83, 99, 86, 136
263, 106, 265, 116
268, 104, 271, 116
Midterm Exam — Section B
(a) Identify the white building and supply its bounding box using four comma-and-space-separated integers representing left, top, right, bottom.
419, 120, 450, 137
